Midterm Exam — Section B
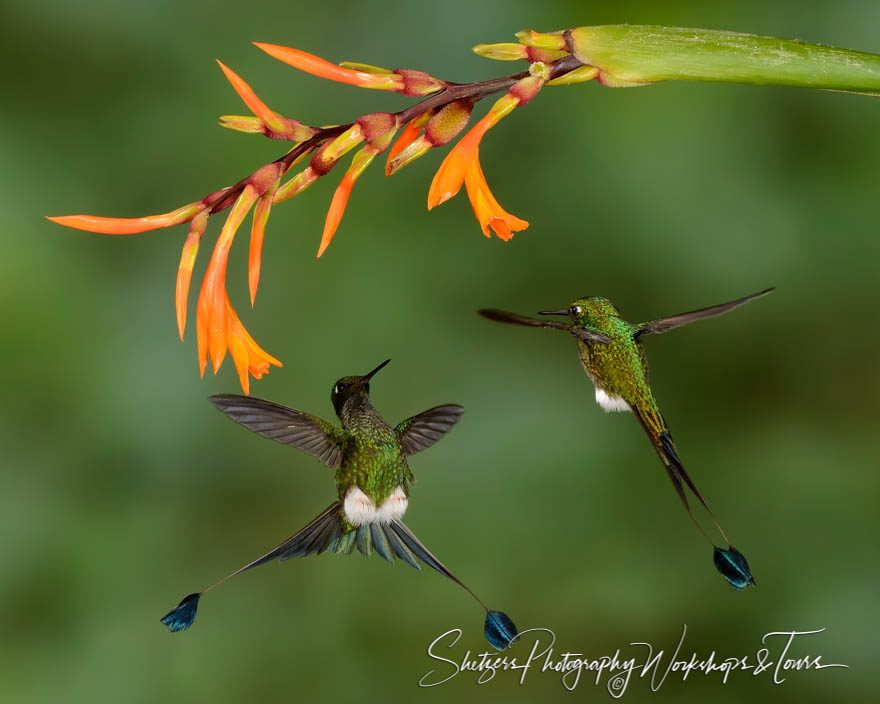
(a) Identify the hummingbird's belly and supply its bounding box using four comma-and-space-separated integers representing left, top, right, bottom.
578, 344, 633, 413
343, 486, 408, 525
594, 387, 632, 413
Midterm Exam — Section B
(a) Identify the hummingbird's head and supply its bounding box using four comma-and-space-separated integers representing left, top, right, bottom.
540, 297, 620, 326
331, 359, 390, 415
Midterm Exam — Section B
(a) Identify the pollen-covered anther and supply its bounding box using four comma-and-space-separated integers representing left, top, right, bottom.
393, 68, 446, 96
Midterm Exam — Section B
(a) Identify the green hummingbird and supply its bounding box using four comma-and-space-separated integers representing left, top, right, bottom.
478, 289, 774, 590
161, 359, 518, 650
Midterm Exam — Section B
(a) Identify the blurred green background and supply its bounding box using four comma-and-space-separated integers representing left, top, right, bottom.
2, 0, 878, 702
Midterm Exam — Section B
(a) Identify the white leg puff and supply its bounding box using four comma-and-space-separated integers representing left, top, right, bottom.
595, 387, 632, 413
343, 487, 378, 526
376, 486, 408, 524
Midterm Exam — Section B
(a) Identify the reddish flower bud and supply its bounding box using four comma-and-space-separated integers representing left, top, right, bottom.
393, 68, 446, 96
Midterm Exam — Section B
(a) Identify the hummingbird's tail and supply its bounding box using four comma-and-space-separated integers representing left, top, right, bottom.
633, 404, 728, 541
632, 404, 755, 590
160, 502, 520, 647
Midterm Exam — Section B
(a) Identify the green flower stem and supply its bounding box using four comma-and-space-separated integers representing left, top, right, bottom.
565, 25, 880, 94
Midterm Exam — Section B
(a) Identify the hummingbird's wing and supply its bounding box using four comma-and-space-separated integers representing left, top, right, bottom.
209, 394, 345, 468
394, 405, 465, 455
635, 287, 774, 337
478, 309, 611, 344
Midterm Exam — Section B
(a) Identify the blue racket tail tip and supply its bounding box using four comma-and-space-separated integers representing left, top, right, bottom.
713, 546, 756, 590
484, 610, 518, 650
161, 592, 201, 632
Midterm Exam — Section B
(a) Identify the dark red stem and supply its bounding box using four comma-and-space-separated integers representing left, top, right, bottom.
207, 54, 585, 216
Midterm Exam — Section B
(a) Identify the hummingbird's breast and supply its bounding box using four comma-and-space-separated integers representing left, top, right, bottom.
336, 419, 412, 527
577, 330, 649, 413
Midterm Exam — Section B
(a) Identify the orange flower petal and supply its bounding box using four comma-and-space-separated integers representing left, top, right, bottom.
175, 210, 209, 340
427, 93, 520, 210
317, 147, 377, 258
248, 192, 274, 306
226, 324, 251, 395
224, 294, 282, 394
426, 125, 483, 210
464, 155, 528, 240
254, 43, 403, 90
47, 201, 205, 234
319, 173, 355, 259
386, 115, 427, 173
216, 60, 287, 134
196, 185, 259, 374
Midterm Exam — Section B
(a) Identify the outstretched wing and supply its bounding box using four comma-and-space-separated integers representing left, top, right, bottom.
635, 288, 774, 337
478, 309, 611, 344
209, 394, 345, 468
395, 405, 465, 455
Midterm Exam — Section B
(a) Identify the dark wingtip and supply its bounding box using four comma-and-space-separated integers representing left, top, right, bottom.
713, 546, 756, 591
207, 393, 245, 411
484, 610, 518, 650
161, 592, 201, 632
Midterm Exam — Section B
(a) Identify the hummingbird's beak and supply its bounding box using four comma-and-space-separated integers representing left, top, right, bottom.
364, 358, 391, 380
538, 309, 568, 316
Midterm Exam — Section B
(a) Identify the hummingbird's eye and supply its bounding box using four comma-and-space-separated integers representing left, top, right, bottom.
334, 383, 345, 394
570, 305, 583, 316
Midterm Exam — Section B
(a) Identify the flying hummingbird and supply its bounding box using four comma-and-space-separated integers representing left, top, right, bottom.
478, 289, 774, 590
160, 359, 517, 650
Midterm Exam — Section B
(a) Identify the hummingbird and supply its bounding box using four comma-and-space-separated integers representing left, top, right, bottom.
160, 359, 518, 650
478, 289, 774, 590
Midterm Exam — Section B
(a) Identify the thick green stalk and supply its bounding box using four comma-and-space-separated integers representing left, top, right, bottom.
566, 25, 880, 94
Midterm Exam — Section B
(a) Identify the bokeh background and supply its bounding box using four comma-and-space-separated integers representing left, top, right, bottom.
2, 1, 878, 702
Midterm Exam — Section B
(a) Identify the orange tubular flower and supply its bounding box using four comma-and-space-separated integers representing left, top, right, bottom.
176, 209, 209, 339
49, 37, 585, 393
46, 201, 207, 235
216, 60, 314, 141
318, 146, 378, 258
427, 94, 519, 211
254, 43, 404, 91
224, 293, 282, 395
427, 72, 545, 238
464, 155, 528, 241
